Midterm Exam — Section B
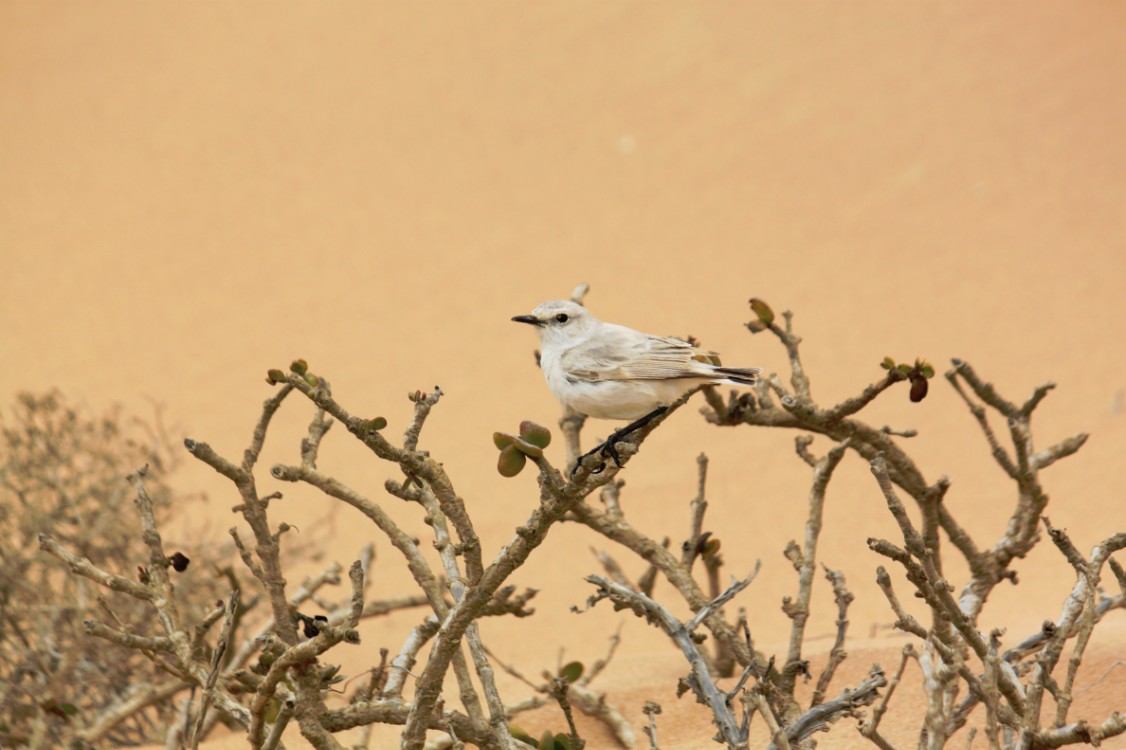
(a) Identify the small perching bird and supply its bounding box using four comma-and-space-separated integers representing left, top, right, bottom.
513, 299, 760, 470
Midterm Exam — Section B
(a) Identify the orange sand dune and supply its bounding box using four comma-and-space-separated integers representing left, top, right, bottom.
3, 3, 1125, 748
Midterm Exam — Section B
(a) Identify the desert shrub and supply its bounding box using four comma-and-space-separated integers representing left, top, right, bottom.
30, 291, 1126, 750
0, 391, 225, 748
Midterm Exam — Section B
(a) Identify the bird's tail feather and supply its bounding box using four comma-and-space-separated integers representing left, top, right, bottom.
713, 366, 761, 386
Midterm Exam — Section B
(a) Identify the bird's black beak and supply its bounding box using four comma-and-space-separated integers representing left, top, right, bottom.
511, 315, 542, 326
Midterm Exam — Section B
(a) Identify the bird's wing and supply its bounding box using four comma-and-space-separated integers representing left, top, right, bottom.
561, 326, 719, 382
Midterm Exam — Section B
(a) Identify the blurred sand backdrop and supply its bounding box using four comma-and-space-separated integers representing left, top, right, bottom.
3, 3, 1126, 748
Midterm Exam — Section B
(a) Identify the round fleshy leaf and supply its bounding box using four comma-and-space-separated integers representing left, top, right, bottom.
266, 368, 286, 384
910, 376, 929, 403
509, 726, 537, 746
703, 538, 722, 557
749, 298, 775, 325
896, 364, 913, 377
920, 363, 935, 379
290, 359, 308, 375
540, 731, 556, 750
304, 373, 319, 386
519, 421, 552, 449
880, 357, 896, 370
493, 432, 515, 450
497, 445, 527, 477
745, 320, 767, 334
513, 437, 544, 459
41, 700, 79, 720
559, 661, 584, 683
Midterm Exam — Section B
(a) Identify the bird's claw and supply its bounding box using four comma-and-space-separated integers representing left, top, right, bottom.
571, 457, 606, 478
600, 440, 623, 468
571, 439, 622, 479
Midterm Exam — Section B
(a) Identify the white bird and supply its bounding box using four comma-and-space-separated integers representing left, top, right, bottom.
513, 299, 760, 468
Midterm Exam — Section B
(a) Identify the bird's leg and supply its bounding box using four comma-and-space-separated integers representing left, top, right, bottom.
573, 406, 669, 476
603, 406, 669, 464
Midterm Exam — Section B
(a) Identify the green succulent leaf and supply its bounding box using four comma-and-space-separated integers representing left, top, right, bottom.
266, 368, 286, 384
512, 437, 544, 458
519, 420, 552, 449
749, 297, 775, 325
745, 320, 767, 334
880, 357, 896, 370
493, 432, 516, 450
920, 363, 935, 379
509, 726, 537, 746
896, 364, 913, 377
290, 359, 308, 375
497, 445, 527, 477
559, 661, 585, 683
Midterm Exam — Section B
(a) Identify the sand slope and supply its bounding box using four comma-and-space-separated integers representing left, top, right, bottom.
2, 3, 1125, 747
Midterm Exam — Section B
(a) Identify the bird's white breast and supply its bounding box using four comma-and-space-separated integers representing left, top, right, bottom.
540, 340, 697, 420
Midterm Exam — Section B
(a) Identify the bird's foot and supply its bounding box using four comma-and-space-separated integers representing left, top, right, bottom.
571, 443, 612, 478
568, 406, 669, 479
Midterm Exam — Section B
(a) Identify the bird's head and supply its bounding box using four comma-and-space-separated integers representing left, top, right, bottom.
511, 300, 595, 345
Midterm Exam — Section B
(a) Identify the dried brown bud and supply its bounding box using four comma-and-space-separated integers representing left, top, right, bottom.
169, 552, 190, 572
910, 376, 929, 403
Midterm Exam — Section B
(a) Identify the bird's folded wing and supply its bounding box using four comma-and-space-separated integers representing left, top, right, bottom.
561, 331, 717, 382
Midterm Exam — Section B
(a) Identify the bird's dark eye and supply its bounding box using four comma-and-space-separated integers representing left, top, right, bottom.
555, 313, 569, 323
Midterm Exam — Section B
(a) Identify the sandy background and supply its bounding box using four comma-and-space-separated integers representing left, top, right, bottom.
3, 3, 1125, 748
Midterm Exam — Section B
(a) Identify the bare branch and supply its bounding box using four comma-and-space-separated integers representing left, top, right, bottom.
945, 370, 1019, 479
811, 566, 854, 707
824, 376, 899, 421
768, 667, 887, 750
82, 619, 176, 654
403, 386, 443, 452
641, 701, 662, 750
189, 589, 240, 750
780, 439, 849, 700
949, 360, 1019, 417
559, 406, 588, 475
582, 574, 755, 748
38, 534, 151, 600
681, 453, 711, 571
272, 464, 446, 614
400, 389, 697, 750
860, 645, 914, 747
